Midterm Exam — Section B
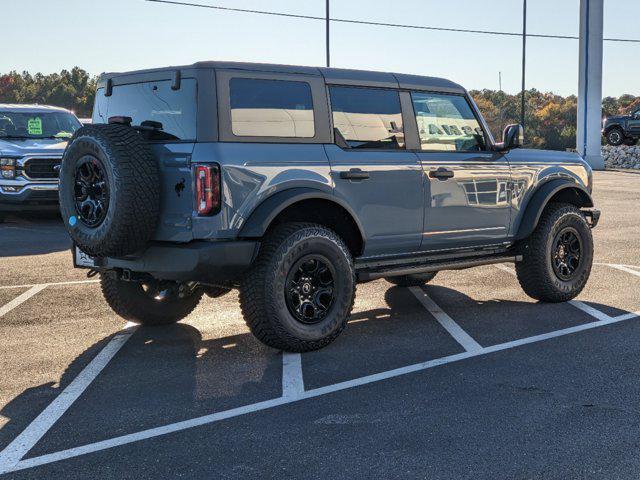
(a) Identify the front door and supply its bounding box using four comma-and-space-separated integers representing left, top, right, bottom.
409, 91, 511, 251
326, 85, 423, 257
628, 109, 640, 136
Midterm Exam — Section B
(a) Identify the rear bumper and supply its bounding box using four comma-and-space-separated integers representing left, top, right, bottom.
0, 183, 59, 211
99, 240, 259, 283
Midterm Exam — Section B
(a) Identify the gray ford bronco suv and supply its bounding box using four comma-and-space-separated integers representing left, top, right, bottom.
59, 62, 600, 352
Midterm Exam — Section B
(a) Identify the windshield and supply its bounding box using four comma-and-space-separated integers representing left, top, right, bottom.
0, 111, 82, 139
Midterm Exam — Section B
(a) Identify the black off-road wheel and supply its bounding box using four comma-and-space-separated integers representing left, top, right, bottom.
516, 203, 593, 303
239, 223, 356, 352
386, 272, 437, 287
101, 274, 203, 326
606, 128, 624, 146
59, 124, 159, 257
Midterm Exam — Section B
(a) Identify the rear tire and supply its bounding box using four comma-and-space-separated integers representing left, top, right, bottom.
515, 203, 593, 303
101, 274, 203, 326
386, 272, 437, 287
239, 223, 356, 352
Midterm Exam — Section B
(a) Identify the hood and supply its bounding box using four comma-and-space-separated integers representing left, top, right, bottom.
0, 137, 69, 157
603, 115, 627, 123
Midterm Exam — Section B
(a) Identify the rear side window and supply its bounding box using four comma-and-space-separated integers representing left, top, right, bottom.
329, 86, 405, 149
230, 78, 314, 138
94, 79, 197, 141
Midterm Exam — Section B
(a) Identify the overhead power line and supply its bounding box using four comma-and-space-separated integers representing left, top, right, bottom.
146, 0, 640, 44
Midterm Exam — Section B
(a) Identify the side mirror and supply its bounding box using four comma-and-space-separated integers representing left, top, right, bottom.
495, 124, 524, 151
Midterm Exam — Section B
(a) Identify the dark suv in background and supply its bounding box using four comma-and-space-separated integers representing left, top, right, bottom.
602, 106, 640, 145
59, 62, 599, 352
0, 104, 82, 222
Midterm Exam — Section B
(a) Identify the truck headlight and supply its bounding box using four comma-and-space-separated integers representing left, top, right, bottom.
0, 158, 16, 179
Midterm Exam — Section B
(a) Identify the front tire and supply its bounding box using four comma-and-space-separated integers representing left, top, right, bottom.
239, 223, 356, 352
386, 272, 437, 287
101, 275, 203, 326
516, 203, 593, 303
606, 128, 625, 146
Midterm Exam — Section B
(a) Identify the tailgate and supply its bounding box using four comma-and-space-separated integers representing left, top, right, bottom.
149, 143, 195, 242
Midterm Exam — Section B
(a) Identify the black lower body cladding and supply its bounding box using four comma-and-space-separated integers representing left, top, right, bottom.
59, 124, 160, 257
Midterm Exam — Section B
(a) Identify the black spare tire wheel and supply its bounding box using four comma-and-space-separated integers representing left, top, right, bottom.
59, 124, 160, 257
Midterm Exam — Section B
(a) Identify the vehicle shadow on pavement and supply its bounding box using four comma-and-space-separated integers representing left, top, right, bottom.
0, 212, 70, 257
0, 285, 631, 457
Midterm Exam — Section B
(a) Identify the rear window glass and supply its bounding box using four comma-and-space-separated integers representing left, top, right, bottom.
229, 78, 315, 138
93, 79, 197, 141
329, 86, 405, 149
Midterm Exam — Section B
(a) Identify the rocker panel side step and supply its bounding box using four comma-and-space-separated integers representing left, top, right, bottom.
357, 254, 522, 281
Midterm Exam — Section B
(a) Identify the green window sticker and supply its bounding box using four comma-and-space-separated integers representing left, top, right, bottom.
27, 117, 43, 135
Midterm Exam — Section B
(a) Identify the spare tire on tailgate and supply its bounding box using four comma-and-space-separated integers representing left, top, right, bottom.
59, 123, 160, 257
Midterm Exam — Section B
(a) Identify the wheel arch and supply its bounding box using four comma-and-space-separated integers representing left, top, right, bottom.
239, 188, 366, 256
514, 179, 594, 241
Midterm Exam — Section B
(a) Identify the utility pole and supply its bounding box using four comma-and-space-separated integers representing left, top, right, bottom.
521, 0, 527, 132
326, 0, 330, 67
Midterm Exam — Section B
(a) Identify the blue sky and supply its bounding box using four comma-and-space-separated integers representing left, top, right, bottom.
3, 0, 638, 97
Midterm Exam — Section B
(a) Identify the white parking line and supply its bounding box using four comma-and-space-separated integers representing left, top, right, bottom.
0, 279, 99, 290
409, 286, 482, 352
494, 264, 612, 319
6, 306, 638, 474
282, 352, 304, 398
0, 285, 48, 319
606, 264, 640, 279
0, 323, 137, 475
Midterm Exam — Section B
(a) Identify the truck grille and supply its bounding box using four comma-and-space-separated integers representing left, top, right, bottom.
23, 158, 61, 180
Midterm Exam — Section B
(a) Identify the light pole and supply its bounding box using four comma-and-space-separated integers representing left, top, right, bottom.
521, 0, 527, 133
326, 0, 330, 67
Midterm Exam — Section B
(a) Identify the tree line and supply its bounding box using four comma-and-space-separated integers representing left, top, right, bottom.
1, 68, 638, 150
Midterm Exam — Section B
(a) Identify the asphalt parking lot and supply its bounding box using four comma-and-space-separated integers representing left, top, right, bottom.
0, 170, 639, 479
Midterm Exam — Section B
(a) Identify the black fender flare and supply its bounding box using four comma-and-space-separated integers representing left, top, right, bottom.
515, 179, 594, 241
238, 187, 366, 241
603, 122, 624, 135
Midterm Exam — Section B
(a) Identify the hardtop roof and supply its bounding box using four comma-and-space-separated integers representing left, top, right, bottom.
98, 61, 466, 94
0, 104, 74, 114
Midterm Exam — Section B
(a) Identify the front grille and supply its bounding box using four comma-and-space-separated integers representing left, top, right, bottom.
23, 158, 61, 180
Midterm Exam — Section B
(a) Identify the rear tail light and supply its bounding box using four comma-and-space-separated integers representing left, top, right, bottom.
194, 164, 221, 216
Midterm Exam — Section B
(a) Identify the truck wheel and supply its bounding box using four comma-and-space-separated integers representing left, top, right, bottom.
515, 203, 593, 303
101, 274, 203, 326
606, 128, 624, 146
59, 124, 160, 257
239, 223, 356, 352
387, 272, 437, 287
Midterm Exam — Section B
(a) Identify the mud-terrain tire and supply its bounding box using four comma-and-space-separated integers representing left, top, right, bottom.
386, 272, 437, 287
101, 274, 203, 326
516, 202, 593, 303
59, 124, 159, 257
239, 223, 356, 352
606, 127, 624, 146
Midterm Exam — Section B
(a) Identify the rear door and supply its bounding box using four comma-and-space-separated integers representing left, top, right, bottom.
408, 91, 511, 251
325, 85, 423, 256
93, 75, 198, 242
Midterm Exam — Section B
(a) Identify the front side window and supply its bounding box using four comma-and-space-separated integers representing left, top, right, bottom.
329, 86, 405, 149
0, 111, 81, 140
230, 78, 315, 138
412, 92, 486, 152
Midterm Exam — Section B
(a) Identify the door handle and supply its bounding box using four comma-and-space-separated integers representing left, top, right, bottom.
340, 168, 370, 180
429, 167, 454, 180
